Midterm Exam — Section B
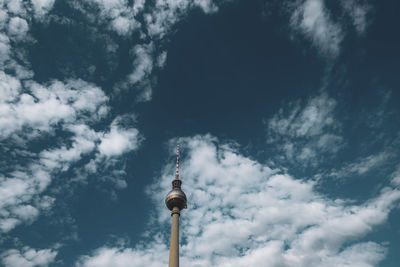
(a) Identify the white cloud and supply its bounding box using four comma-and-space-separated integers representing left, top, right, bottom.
7, 17, 29, 40
266, 92, 342, 166
5, 0, 26, 17
77, 135, 400, 266
288, 0, 373, 57
268, 92, 337, 138
156, 51, 167, 68
0, 218, 20, 232
0, 0, 54, 70
11, 205, 39, 222
144, 0, 218, 39
117, 43, 155, 101
1, 246, 57, 267
0, 163, 52, 232
77, 241, 169, 267
31, 0, 55, 18
111, 16, 139, 36
391, 165, 400, 187
0, 78, 108, 139
128, 44, 154, 85
0, 8, 8, 29
98, 118, 141, 157
0, 71, 21, 102
39, 124, 99, 171
84, 0, 142, 36
341, 0, 371, 34
0, 33, 11, 65
329, 151, 391, 179
290, 0, 343, 56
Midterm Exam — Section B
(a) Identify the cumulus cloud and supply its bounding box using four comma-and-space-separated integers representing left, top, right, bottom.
0, 0, 54, 42
7, 17, 29, 40
0, 74, 142, 232
0, 77, 108, 139
1, 0, 54, 21
31, 0, 56, 19
84, 0, 142, 36
77, 135, 400, 266
266, 92, 342, 167
0, 0, 56, 71
4, 0, 26, 17
98, 117, 141, 157
1, 246, 57, 267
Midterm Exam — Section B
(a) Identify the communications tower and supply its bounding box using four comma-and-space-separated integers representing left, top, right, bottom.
165, 144, 187, 267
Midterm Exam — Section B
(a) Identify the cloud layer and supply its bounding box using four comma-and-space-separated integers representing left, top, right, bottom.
77, 135, 400, 266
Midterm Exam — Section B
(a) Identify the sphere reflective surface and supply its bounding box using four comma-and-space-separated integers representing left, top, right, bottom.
165, 189, 187, 210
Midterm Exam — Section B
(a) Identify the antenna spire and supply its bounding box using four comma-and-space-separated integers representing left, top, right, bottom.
175, 144, 180, 180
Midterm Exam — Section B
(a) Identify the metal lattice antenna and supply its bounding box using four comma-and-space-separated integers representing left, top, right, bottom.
175, 144, 180, 180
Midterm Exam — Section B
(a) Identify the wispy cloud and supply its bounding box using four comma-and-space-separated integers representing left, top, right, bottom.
391, 165, 400, 187
290, 0, 343, 57
77, 135, 400, 266
341, 0, 371, 35
288, 0, 372, 57
118, 44, 155, 101
328, 151, 391, 179
265, 92, 343, 167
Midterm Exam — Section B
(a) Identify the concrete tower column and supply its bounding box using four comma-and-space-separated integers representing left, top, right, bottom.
168, 206, 180, 267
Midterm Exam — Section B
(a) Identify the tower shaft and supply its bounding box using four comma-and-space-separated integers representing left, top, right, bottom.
168, 206, 180, 267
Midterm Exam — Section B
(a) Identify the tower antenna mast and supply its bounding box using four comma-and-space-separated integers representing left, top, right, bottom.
175, 144, 180, 180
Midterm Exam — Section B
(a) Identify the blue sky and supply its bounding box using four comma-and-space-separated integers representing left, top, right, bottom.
0, 0, 400, 266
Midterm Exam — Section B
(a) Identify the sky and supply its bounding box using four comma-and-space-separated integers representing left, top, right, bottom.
0, 0, 400, 266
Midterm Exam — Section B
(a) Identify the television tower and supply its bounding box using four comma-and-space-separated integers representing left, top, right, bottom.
165, 144, 187, 267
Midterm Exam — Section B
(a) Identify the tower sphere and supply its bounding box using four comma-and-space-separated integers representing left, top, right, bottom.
165, 188, 187, 211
